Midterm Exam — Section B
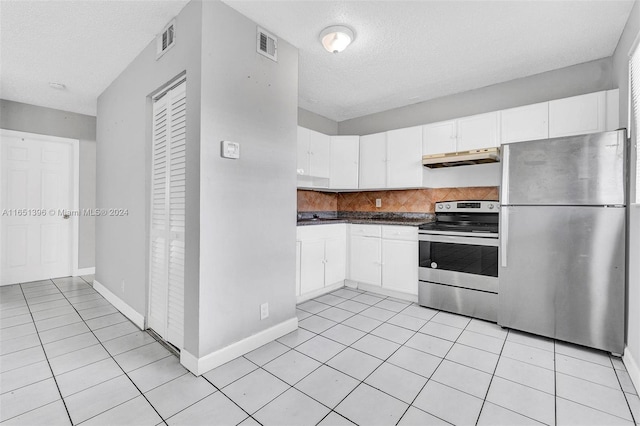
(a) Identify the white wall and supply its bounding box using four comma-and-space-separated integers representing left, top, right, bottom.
338, 57, 614, 136
196, 0, 298, 359
298, 108, 339, 135
613, 0, 640, 392
0, 99, 96, 269
95, 0, 202, 355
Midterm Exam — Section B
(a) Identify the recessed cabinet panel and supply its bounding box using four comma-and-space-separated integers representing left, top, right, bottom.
500, 102, 549, 143
330, 136, 359, 189
387, 126, 423, 188
325, 237, 347, 285
382, 239, 418, 295
350, 236, 382, 286
359, 132, 387, 189
300, 239, 326, 294
549, 91, 606, 138
456, 112, 499, 152
423, 121, 456, 155
308, 130, 331, 179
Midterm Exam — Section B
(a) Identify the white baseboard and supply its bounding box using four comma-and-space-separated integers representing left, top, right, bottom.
345, 280, 418, 303
180, 317, 298, 376
623, 346, 640, 395
93, 280, 145, 330
74, 267, 95, 276
296, 281, 344, 304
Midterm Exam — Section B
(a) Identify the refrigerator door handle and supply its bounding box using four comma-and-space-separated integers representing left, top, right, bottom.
501, 207, 509, 267
501, 145, 510, 205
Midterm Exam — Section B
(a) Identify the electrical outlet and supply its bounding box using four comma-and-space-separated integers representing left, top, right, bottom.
121, 280, 125, 293
260, 302, 269, 320
376, 198, 382, 208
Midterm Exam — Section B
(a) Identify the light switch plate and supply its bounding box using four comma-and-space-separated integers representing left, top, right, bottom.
221, 140, 240, 159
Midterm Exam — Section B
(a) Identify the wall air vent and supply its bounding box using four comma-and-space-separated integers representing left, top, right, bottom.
257, 27, 277, 62
156, 19, 176, 60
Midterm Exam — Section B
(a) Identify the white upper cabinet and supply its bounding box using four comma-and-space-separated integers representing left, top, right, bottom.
297, 126, 330, 188
548, 91, 606, 138
386, 126, 423, 188
308, 130, 331, 178
422, 113, 498, 156
456, 112, 500, 152
330, 136, 359, 189
359, 132, 387, 189
423, 120, 456, 155
296, 126, 311, 175
500, 102, 549, 144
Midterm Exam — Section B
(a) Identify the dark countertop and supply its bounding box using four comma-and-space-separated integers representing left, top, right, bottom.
297, 212, 434, 227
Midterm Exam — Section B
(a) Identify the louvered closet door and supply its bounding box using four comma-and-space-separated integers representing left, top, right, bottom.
149, 80, 186, 349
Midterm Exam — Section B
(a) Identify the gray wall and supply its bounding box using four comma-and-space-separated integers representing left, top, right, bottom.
0, 99, 96, 269
612, 0, 640, 389
96, 0, 202, 354
339, 57, 614, 136
197, 0, 298, 357
298, 108, 338, 135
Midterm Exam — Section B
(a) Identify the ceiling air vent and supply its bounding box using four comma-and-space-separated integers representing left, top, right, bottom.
156, 20, 176, 60
257, 27, 277, 62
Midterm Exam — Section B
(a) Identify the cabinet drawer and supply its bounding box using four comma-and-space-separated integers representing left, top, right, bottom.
350, 224, 381, 238
382, 226, 417, 241
297, 224, 346, 241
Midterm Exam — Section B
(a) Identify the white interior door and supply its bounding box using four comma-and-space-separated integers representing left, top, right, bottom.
1, 132, 74, 285
148, 80, 186, 349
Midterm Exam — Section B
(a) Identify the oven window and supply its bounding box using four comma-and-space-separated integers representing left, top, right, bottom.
419, 241, 498, 277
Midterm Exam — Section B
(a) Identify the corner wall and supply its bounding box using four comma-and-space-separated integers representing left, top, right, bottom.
0, 99, 96, 270
612, 0, 640, 393
339, 57, 614, 136
196, 1, 298, 359
298, 108, 339, 135
95, 0, 201, 355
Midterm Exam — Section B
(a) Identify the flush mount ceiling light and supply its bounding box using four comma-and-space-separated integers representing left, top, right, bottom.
48, 82, 66, 90
319, 25, 355, 53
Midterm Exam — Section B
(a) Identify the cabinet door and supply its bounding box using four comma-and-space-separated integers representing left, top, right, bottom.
300, 240, 325, 294
500, 102, 549, 144
457, 112, 500, 151
549, 91, 606, 138
382, 239, 418, 295
330, 136, 359, 189
349, 236, 382, 286
422, 121, 456, 155
309, 130, 330, 178
386, 126, 423, 188
297, 126, 310, 175
359, 132, 387, 189
324, 237, 346, 285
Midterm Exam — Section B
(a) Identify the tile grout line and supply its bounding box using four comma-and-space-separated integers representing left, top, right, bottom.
473, 326, 509, 426
7, 279, 76, 425
49, 278, 169, 425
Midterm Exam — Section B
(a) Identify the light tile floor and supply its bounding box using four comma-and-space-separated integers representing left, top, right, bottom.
1, 279, 639, 425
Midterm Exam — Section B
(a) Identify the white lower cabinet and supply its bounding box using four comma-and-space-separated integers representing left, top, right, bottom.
348, 225, 418, 296
350, 235, 382, 286
297, 224, 346, 300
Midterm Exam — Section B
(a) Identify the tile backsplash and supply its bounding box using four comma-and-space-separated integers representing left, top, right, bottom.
297, 187, 499, 213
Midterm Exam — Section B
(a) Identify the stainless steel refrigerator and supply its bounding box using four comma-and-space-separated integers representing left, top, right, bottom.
498, 130, 627, 355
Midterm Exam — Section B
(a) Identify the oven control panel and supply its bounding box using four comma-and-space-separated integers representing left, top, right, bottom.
435, 200, 499, 213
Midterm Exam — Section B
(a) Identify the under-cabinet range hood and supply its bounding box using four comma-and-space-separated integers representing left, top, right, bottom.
422, 147, 500, 168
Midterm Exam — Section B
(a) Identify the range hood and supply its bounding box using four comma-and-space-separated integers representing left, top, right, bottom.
422, 147, 500, 168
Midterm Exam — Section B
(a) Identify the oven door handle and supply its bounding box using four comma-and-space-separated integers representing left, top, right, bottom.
501, 207, 508, 267
418, 233, 499, 247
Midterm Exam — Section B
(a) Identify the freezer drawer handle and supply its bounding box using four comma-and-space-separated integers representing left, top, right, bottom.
501, 207, 508, 267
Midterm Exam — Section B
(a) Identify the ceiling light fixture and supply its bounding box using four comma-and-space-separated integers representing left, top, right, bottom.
319, 25, 355, 54
48, 82, 66, 90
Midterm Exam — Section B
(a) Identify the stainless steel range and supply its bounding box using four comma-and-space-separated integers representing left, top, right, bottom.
418, 200, 499, 322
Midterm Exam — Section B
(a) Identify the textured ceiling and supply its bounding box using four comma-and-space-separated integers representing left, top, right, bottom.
224, 0, 635, 121
0, 0, 189, 116
0, 1, 634, 121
